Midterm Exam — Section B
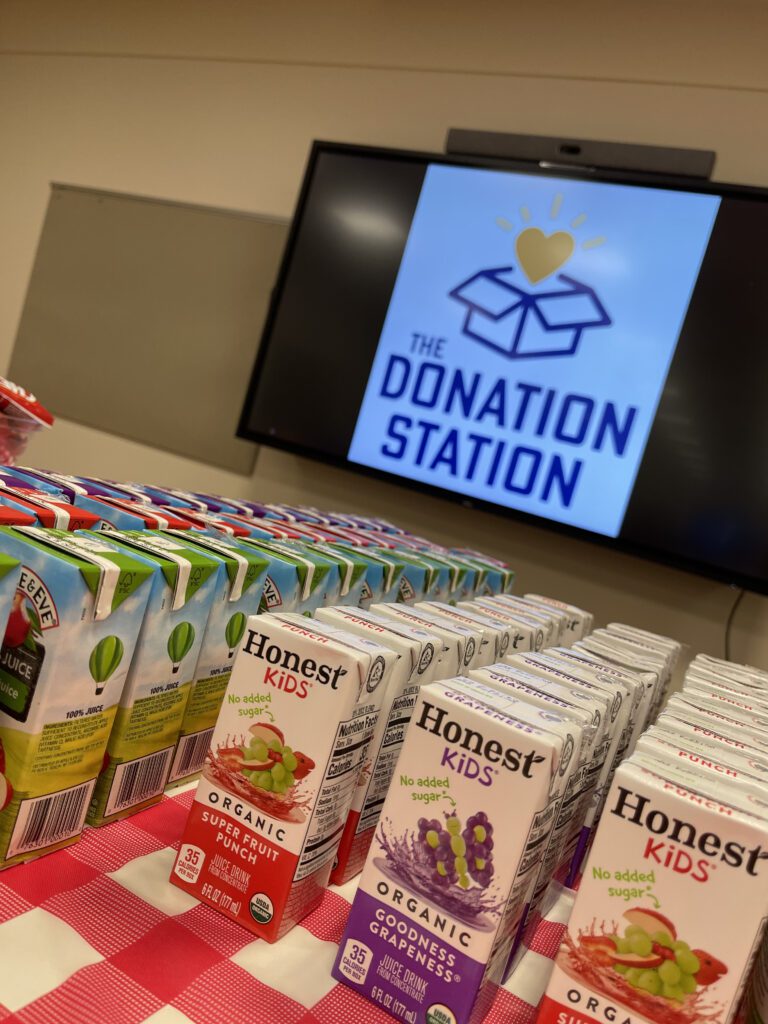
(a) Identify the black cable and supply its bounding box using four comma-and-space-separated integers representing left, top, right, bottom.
724, 586, 745, 661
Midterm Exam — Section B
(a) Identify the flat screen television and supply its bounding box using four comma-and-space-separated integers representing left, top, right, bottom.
238, 141, 768, 594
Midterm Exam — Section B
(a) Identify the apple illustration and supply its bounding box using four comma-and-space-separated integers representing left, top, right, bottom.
693, 950, 727, 986
609, 950, 665, 969
624, 907, 677, 943
4, 595, 31, 649
0, 773, 13, 813
580, 935, 617, 966
292, 751, 315, 780
248, 723, 285, 748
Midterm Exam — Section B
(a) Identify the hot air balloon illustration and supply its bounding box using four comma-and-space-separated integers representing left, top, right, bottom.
89, 635, 124, 695
225, 612, 247, 659
167, 621, 195, 674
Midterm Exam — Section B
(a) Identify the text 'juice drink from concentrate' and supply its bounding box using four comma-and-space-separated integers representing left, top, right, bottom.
539, 757, 768, 1024
169, 613, 385, 940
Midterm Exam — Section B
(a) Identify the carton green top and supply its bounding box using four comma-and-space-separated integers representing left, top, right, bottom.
2, 526, 154, 616
235, 537, 332, 599
167, 530, 270, 600
80, 530, 219, 607
0, 549, 20, 582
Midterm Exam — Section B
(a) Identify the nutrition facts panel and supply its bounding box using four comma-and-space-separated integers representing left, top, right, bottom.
296, 700, 379, 880
357, 687, 418, 834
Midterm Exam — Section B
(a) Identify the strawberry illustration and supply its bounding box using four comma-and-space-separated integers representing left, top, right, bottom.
693, 950, 727, 986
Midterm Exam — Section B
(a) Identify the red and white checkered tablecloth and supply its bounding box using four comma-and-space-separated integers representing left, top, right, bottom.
0, 786, 574, 1024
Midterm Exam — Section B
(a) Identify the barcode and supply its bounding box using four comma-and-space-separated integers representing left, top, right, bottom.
169, 728, 213, 781
8, 780, 94, 858
105, 747, 174, 816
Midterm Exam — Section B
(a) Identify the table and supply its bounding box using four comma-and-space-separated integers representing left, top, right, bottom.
0, 785, 573, 1024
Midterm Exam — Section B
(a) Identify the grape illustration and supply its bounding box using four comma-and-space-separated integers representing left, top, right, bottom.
416, 811, 494, 894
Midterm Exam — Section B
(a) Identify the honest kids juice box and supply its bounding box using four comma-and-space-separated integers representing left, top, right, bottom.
332, 679, 561, 1024
166, 533, 269, 787
86, 532, 220, 824
467, 597, 546, 653
0, 527, 153, 867
170, 614, 386, 940
316, 606, 440, 884
539, 757, 768, 1024
525, 594, 595, 643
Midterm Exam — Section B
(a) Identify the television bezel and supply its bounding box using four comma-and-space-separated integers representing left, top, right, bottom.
238, 140, 768, 596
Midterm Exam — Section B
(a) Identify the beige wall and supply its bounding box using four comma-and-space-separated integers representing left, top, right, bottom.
1, 0, 766, 668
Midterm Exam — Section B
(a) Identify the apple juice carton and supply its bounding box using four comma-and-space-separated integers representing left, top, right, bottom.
170, 614, 387, 940
372, 603, 471, 676
419, 601, 516, 664
0, 527, 154, 867
539, 756, 768, 1024
450, 550, 515, 596
232, 538, 325, 614
310, 542, 368, 607
525, 594, 595, 643
334, 544, 404, 608
332, 679, 562, 1024
138, 533, 269, 789
468, 597, 547, 652
85, 531, 220, 824
394, 551, 438, 604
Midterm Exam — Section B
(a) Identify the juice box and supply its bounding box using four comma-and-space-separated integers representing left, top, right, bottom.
591, 629, 671, 716
253, 540, 334, 613
316, 606, 440, 884
170, 614, 386, 940
372, 603, 472, 676
405, 605, 486, 671
419, 601, 517, 663
0, 488, 101, 530
576, 634, 664, 725
445, 674, 585, 973
539, 757, 768, 1024
395, 551, 440, 604
334, 544, 405, 608
332, 679, 562, 1024
164, 532, 270, 787
85, 531, 220, 824
468, 597, 546, 652
525, 594, 595, 643
315, 607, 440, 688
73, 494, 193, 531
450, 549, 515, 596
231, 538, 326, 614
0, 528, 153, 867
488, 594, 567, 645
278, 611, 399, 884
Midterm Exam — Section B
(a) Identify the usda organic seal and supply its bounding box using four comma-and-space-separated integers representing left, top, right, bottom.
249, 892, 274, 925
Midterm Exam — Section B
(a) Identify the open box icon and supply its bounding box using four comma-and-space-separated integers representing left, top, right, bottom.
449, 266, 611, 359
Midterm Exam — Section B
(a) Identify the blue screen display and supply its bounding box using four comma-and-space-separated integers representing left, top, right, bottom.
348, 164, 720, 538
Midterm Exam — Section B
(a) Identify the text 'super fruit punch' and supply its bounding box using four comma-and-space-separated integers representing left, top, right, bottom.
539, 757, 768, 1024
333, 679, 561, 1024
0, 528, 153, 868
170, 614, 386, 941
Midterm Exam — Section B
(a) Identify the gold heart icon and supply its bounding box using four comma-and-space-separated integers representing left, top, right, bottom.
515, 227, 575, 284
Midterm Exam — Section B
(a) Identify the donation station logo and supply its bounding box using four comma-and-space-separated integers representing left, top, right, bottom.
449, 194, 612, 360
